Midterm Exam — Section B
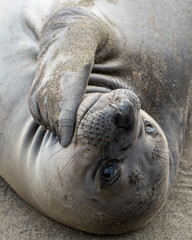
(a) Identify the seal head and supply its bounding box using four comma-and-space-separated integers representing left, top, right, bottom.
53, 88, 170, 234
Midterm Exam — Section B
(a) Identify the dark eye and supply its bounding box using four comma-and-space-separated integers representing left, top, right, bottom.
101, 163, 120, 185
145, 124, 157, 135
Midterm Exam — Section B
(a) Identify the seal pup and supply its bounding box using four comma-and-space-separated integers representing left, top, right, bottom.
0, 0, 191, 235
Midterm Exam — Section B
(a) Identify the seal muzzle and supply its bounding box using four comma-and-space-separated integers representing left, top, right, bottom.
78, 89, 141, 149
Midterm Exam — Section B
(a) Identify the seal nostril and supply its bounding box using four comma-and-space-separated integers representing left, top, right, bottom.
113, 100, 136, 130
115, 112, 122, 119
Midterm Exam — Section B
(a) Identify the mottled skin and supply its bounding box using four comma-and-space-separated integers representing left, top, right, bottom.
0, 0, 191, 235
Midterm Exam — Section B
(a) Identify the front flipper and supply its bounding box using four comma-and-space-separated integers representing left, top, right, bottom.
28, 7, 118, 147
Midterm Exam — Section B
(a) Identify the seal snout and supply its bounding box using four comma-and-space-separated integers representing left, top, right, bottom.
79, 89, 141, 148
113, 100, 136, 131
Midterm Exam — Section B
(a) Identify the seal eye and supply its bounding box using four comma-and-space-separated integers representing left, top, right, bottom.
145, 124, 156, 134
103, 165, 115, 179
101, 163, 119, 185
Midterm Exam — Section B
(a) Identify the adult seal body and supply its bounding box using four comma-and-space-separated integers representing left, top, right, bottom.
0, 0, 191, 235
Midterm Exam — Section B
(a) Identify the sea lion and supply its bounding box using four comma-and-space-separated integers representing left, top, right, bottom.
0, 0, 191, 235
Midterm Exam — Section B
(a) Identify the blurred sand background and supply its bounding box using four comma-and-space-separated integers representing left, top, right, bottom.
0, 126, 191, 240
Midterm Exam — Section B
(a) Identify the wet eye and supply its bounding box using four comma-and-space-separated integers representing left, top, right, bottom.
145, 123, 158, 135
101, 163, 120, 185
103, 165, 115, 179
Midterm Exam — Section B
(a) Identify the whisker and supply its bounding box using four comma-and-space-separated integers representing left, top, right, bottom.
47, 146, 64, 160
138, 177, 152, 199
43, 132, 87, 150
156, 155, 169, 164
43, 140, 59, 150
156, 149, 170, 155
57, 143, 88, 177
70, 135, 88, 145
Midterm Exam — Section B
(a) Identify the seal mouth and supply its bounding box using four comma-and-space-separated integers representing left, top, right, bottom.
119, 125, 143, 151
76, 92, 103, 128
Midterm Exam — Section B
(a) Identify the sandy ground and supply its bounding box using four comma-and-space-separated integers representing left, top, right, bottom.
0, 126, 191, 240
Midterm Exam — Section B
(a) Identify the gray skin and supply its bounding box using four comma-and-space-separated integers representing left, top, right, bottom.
0, 0, 192, 235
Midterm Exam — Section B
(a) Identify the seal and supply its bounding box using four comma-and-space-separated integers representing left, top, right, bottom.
0, 0, 191, 235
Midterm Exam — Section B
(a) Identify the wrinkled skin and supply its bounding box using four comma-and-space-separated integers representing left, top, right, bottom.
0, 0, 192, 235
